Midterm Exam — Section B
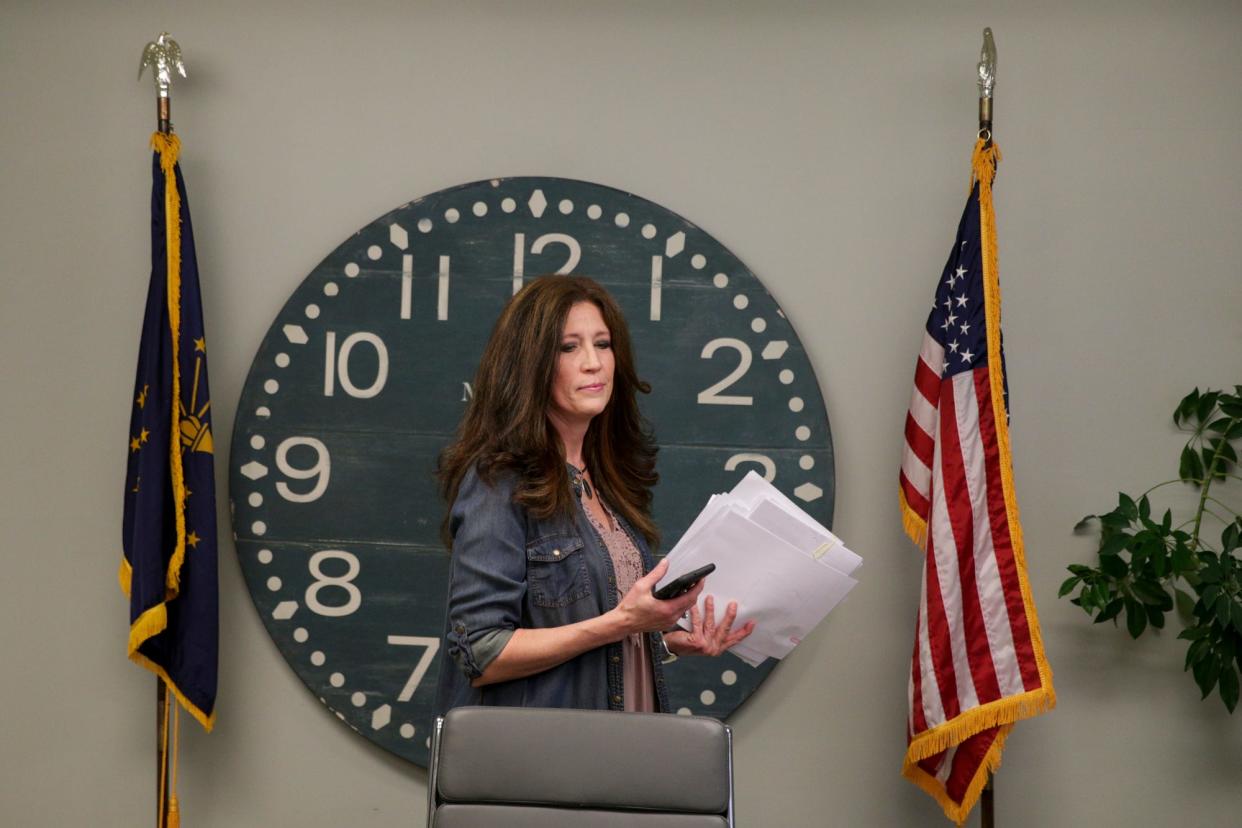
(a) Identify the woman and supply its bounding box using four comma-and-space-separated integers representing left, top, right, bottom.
435, 275, 754, 715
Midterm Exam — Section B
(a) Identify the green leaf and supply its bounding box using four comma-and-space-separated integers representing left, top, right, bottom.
1138, 495, 1151, 521
1180, 445, 1205, 483
1207, 417, 1235, 434
1126, 599, 1148, 638
1202, 584, 1223, 608
1217, 595, 1234, 628
1096, 598, 1124, 623
1100, 554, 1129, 579
1222, 522, 1240, 554
1073, 515, 1098, 533
1178, 626, 1211, 641
1162, 509, 1173, 533
1176, 588, 1199, 624
1231, 600, 1242, 634
1118, 493, 1137, 520
1219, 401, 1242, 418
1186, 637, 1211, 670
1227, 420, 1242, 440
1171, 543, 1195, 574
1175, 388, 1201, 427
1147, 604, 1166, 629
1099, 532, 1131, 559
1196, 390, 1220, 424
1220, 664, 1240, 712
1058, 575, 1082, 598
1132, 580, 1170, 607
1193, 652, 1221, 698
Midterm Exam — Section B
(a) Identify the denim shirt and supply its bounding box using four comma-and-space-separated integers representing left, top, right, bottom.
434, 465, 671, 716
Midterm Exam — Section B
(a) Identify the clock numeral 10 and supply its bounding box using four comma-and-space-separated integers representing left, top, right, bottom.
387, 635, 441, 702
324, 331, 389, 398
698, 338, 754, 406
275, 436, 331, 502
306, 550, 362, 617
512, 233, 581, 294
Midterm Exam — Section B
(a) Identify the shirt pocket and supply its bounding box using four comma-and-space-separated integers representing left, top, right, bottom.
526, 533, 591, 609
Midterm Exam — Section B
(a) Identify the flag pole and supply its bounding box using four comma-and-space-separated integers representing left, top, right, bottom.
976, 27, 997, 828
139, 34, 187, 827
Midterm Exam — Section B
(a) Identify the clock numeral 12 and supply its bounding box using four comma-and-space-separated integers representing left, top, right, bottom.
387, 635, 441, 702
324, 331, 389, 398
512, 233, 581, 294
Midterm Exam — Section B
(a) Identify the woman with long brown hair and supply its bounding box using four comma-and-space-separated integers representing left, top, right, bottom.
435, 275, 754, 715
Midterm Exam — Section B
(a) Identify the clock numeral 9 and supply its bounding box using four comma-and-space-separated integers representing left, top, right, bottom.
324, 331, 389, 398
512, 233, 581, 294
275, 437, 331, 503
725, 453, 776, 482
387, 635, 441, 702
697, 338, 754, 406
306, 550, 362, 617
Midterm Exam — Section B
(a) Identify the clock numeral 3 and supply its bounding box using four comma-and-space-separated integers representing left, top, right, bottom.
387, 635, 441, 702
697, 338, 754, 406
324, 331, 389, 398
306, 550, 362, 617
725, 453, 776, 482
275, 436, 331, 502
512, 233, 581, 294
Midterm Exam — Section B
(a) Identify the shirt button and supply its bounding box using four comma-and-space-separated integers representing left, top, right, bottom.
553, 549, 561, 557
611, 655, 620, 664
612, 695, 622, 704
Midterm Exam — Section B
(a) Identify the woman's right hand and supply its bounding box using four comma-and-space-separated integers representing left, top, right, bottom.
612, 558, 703, 638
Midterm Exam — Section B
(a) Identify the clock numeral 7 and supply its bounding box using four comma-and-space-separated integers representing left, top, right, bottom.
387, 635, 441, 702
697, 338, 754, 406
324, 331, 389, 398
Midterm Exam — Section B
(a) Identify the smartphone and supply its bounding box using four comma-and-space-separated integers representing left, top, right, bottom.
653, 563, 716, 600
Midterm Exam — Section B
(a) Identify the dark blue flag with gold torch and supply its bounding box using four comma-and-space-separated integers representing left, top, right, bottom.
121, 132, 218, 731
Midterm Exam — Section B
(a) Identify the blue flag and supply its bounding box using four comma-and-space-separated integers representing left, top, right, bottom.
121, 132, 218, 730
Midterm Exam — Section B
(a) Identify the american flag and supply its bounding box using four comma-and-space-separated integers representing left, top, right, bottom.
898, 141, 1055, 824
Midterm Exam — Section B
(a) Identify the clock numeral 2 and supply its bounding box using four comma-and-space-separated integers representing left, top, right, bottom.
387, 635, 441, 702
697, 338, 754, 406
512, 233, 581, 294
275, 436, 331, 502
306, 550, 362, 617
324, 331, 389, 398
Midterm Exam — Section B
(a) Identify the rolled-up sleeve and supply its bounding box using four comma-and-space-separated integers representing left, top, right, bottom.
443, 469, 526, 680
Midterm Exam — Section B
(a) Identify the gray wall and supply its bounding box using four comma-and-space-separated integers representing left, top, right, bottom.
3, 1, 1241, 825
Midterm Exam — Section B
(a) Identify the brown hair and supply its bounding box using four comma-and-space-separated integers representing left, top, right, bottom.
438, 275, 659, 548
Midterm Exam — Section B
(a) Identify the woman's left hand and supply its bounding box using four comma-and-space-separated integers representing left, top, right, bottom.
662, 595, 756, 657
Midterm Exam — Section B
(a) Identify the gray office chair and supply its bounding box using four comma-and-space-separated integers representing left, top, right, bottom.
426, 706, 735, 827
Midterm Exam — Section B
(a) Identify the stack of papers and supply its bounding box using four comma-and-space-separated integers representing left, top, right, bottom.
654, 471, 861, 666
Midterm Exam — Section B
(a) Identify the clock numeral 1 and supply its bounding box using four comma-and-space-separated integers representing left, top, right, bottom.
387, 635, 441, 702
306, 550, 362, 617
275, 436, 331, 502
649, 255, 662, 321
400, 253, 413, 319
437, 255, 450, 321
512, 232, 582, 294
324, 331, 389, 398
697, 338, 754, 406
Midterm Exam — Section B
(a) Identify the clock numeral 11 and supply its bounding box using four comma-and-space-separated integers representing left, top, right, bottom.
324, 331, 389, 398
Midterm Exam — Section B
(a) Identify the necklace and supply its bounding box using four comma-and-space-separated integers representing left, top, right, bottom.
568, 463, 595, 500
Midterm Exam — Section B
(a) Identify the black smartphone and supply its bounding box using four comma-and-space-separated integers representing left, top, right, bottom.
653, 563, 716, 600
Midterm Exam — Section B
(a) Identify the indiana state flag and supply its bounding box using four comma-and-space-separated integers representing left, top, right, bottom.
121, 132, 218, 730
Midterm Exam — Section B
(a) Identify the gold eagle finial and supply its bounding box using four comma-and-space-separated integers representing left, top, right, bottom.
139, 32, 186, 98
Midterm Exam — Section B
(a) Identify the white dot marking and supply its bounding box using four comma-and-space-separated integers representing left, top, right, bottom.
366, 245, 382, 260
472, 202, 487, 217
799, 455, 815, 470
351, 692, 366, 707
700, 690, 717, 705
795, 426, 811, 441
305, 304, 320, 319
445, 208, 460, 223
417, 218, 433, 233
344, 263, 360, 278
713, 273, 729, 288
721, 670, 738, 686
252, 521, 267, 536
248, 492, 263, 507
641, 223, 657, 239
691, 254, 707, 269
779, 369, 794, 384
323, 282, 339, 297
250, 435, 265, 450
751, 318, 767, 333
558, 199, 573, 214
329, 672, 345, 687
257, 548, 273, 564
256, 406, 271, 418
293, 627, 309, 643
677, 707, 692, 716
733, 295, 749, 310
614, 212, 630, 228
274, 353, 290, 368
587, 204, 602, 219
400, 723, 416, 739
266, 576, 282, 592
311, 651, 326, 666
789, 397, 805, 412
501, 198, 516, 213
264, 379, 279, 394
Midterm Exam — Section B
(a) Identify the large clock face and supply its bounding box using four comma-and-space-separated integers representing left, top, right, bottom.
230, 177, 835, 767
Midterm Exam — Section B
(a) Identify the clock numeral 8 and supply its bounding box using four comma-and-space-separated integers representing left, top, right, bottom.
275, 436, 331, 503
324, 330, 389, 398
697, 338, 754, 406
306, 550, 362, 617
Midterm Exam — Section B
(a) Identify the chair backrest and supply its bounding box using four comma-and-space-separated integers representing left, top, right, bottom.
427, 706, 734, 827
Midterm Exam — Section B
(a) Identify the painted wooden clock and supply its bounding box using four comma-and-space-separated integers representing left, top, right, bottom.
229, 178, 835, 767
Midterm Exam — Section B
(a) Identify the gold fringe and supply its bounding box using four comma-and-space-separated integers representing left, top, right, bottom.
118, 555, 133, 597
129, 650, 216, 733
150, 132, 188, 600
907, 686, 1055, 762
898, 486, 928, 551
126, 602, 168, 656
972, 137, 1058, 712
902, 723, 1013, 825
158, 685, 170, 828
